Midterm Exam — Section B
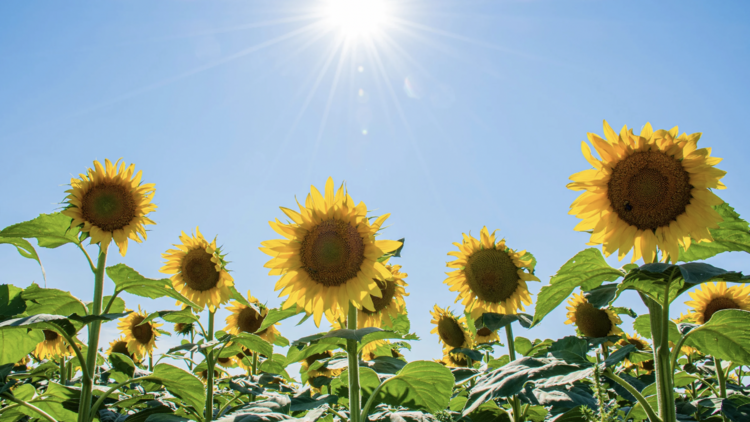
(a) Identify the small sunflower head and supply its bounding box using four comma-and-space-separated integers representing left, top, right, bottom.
34, 329, 71, 360
685, 282, 750, 324
117, 307, 163, 359
565, 293, 622, 340
174, 322, 195, 336
430, 305, 473, 351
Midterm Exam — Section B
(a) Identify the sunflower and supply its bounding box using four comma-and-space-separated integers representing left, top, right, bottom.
225, 291, 281, 344
117, 307, 162, 359
430, 305, 473, 352
107, 337, 138, 361
565, 293, 622, 340
362, 340, 403, 361
672, 313, 700, 356
437, 352, 471, 368
160, 227, 235, 312
34, 330, 71, 360
196, 369, 222, 383
260, 178, 402, 326
685, 282, 750, 325
14, 356, 30, 370
568, 121, 727, 263
473, 312, 501, 345
334, 259, 409, 328
62, 159, 156, 256
617, 333, 654, 373
234, 347, 255, 371
174, 322, 194, 336
301, 350, 344, 380
215, 356, 236, 369
445, 227, 538, 319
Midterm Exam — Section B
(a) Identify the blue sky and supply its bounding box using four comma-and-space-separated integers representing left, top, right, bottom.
2, 0, 750, 376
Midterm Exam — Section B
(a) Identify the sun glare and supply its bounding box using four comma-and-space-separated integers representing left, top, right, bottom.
324, 0, 388, 37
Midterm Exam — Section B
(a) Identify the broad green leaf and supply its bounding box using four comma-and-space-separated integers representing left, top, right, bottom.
233, 332, 273, 358
374, 361, 453, 414
0, 314, 76, 336
68, 312, 129, 324
107, 264, 199, 309
633, 314, 681, 343
625, 394, 659, 422
475, 313, 532, 331
22, 284, 87, 318
582, 283, 618, 308
684, 309, 750, 365
466, 401, 511, 422
0, 212, 80, 248
359, 330, 418, 350
150, 363, 205, 414
533, 385, 595, 416
0, 238, 45, 281
109, 352, 136, 383
721, 394, 750, 422
139, 308, 198, 326
533, 249, 623, 326
259, 360, 292, 380
679, 204, 750, 262
514, 337, 533, 356
549, 406, 586, 422
289, 389, 338, 412
322, 327, 382, 342
330, 366, 380, 406
286, 343, 341, 365
30, 382, 80, 422
389, 313, 411, 335
361, 356, 407, 374
0, 284, 26, 316
257, 306, 303, 332
99, 295, 126, 314
112, 393, 156, 409
0, 329, 44, 365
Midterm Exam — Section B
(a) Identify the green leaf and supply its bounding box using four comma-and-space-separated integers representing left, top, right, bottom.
286, 343, 341, 366
107, 264, 199, 309
0, 238, 46, 281
232, 333, 273, 358
0, 329, 44, 365
582, 283, 619, 308
374, 361, 453, 414
475, 313, 533, 331
533, 249, 623, 326
259, 307, 302, 332
259, 360, 292, 380
721, 394, 750, 422
0, 284, 26, 317
322, 327, 382, 342
679, 203, 750, 262
389, 313, 411, 335
633, 314, 681, 343
625, 394, 659, 422
0, 212, 80, 248
466, 401, 511, 422
22, 284, 87, 318
549, 406, 586, 422
0, 314, 76, 336
68, 312, 129, 324
150, 363, 206, 414
330, 366, 380, 406
684, 309, 750, 365
139, 308, 198, 326
109, 352, 135, 383
100, 296, 126, 314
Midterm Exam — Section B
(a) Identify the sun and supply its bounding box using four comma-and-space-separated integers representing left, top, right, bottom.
324, 0, 389, 37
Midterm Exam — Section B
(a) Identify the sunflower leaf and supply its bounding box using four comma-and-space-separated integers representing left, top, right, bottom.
139, 309, 198, 326
232, 333, 273, 358
633, 314, 681, 343
107, 264, 200, 310
0, 329, 44, 365
532, 249, 624, 327
372, 361, 453, 414
0, 238, 46, 282
22, 283, 87, 319
0, 314, 76, 336
475, 313, 533, 331
449, 348, 484, 362
679, 204, 750, 262
109, 352, 136, 383
684, 309, 750, 365
0, 284, 27, 317
721, 394, 750, 422
322, 327, 382, 342
259, 306, 302, 332
148, 363, 206, 415
68, 312, 130, 324
330, 366, 381, 407
582, 283, 619, 308
0, 212, 81, 248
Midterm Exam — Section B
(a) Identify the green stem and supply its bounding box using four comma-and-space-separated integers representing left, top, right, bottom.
77, 243, 108, 422
604, 369, 662, 422
206, 310, 216, 422
670, 334, 689, 381
58, 357, 66, 385
2, 393, 58, 422
714, 356, 728, 422
360, 377, 389, 420
252, 352, 258, 376
77, 244, 97, 275
601, 344, 610, 359
217, 393, 245, 418
505, 324, 522, 422
347, 303, 361, 422
149, 354, 153, 371
88, 375, 153, 420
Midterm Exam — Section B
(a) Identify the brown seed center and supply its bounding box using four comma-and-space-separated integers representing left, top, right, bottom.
300, 219, 365, 287
217, 357, 232, 365
626, 338, 648, 351
464, 248, 520, 304
364, 278, 397, 315
131, 316, 154, 344
574, 302, 613, 338
703, 297, 739, 323
43, 330, 59, 342
305, 351, 334, 366
80, 182, 137, 232
477, 327, 492, 337
607, 150, 692, 230
110, 341, 132, 358
450, 354, 469, 367
238, 306, 265, 333
437, 316, 467, 348
181, 248, 220, 291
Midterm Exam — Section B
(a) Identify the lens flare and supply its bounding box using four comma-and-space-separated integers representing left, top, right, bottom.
324, 0, 388, 37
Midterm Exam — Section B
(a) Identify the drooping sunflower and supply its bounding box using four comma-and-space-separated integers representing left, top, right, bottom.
196, 368, 222, 383
234, 347, 256, 371
224, 291, 281, 344
34, 330, 71, 360
107, 337, 138, 361
565, 293, 622, 340
473, 312, 501, 345
62, 159, 156, 256
215, 356, 236, 369
361, 339, 403, 361
445, 227, 538, 319
260, 178, 403, 326
430, 305, 473, 352
568, 121, 727, 263
117, 307, 162, 359
160, 227, 235, 312
301, 350, 344, 380
685, 282, 750, 324
437, 352, 471, 368
617, 333, 654, 373
174, 322, 194, 336
14, 356, 30, 370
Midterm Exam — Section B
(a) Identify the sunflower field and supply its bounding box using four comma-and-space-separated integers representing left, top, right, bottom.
1, 121, 750, 422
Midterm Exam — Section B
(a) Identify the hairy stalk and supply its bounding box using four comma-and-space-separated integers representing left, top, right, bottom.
603, 369, 661, 422
3, 393, 58, 422
347, 303, 361, 422
714, 357, 728, 422
206, 311, 216, 422
59, 357, 67, 385
77, 244, 108, 422
505, 324, 522, 422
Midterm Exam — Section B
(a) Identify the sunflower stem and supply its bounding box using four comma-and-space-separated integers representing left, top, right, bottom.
59, 357, 67, 385
505, 323, 522, 422
77, 243, 108, 422
714, 356, 729, 422
603, 368, 662, 422
252, 352, 258, 376
206, 310, 215, 422
2, 393, 59, 422
347, 303, 361, 422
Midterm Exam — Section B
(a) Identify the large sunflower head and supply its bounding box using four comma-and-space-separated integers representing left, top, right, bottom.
430, 305, 473, 352
445, 227, 539, 319
62, 159, 156, 256
117, 307, 162, 360
260, 178, 402, 326
565, 293, 623, 340
160, 227, 235, 312
107, 337, 139, 362
224, 291, 281, 344
354, 260, 409, 328
685, 282, 750, 324
568, 121, 727, 263
301, 350, 344, 380
33, 329, 71, 360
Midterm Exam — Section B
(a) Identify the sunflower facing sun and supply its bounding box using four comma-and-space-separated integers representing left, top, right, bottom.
117, 307, 162, 359
445, 227, 538, 319
260, 177, 402, 326
430, 305, 473, 352
685, 282, 750, 324
565, 293, 622, 340
63, 158, 156, 256
225, 291, 281, 344
568, 121, 727, 263
160, 227, 235, 312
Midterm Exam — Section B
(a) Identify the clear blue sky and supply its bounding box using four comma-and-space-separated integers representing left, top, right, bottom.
2, 0, 750, 376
